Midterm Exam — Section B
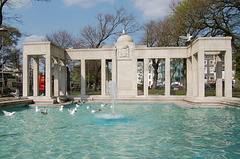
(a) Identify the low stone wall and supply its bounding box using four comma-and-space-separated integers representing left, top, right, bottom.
224, 101, 240, 110
0, 99, 33, 110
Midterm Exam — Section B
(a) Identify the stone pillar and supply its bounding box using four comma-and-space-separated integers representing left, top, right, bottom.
81, 59, 86, 96
133, 58, 138, 96
216, 54, 223, 97
53, 57, 60, 97
144, 58, 149, 96
23, 55, 30, 97
186, 57, 192, 96
224, 49, 232, 97
198, 50, 205, 98
45, 53, 52, 97
60, 61, 67, 96
112, 50, 117, 83
33, 57, 39, 96
192, 54, 198, 97
101, 58, 106, 96
165, 58, 170, 97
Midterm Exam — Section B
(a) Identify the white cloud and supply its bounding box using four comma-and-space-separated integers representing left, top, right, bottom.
132, 0, 172, 19
62, 0, 115, 8
25, 35, 46, 42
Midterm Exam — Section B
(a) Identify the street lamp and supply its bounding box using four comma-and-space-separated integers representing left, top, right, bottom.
0, 26, 8, 95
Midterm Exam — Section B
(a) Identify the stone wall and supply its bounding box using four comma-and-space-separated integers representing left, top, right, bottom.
0, 99, 33, 110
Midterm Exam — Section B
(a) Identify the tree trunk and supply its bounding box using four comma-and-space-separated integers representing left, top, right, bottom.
181, 59, 187, 90
151, 59, 160, 89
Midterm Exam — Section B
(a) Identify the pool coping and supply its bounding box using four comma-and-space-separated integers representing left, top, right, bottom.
1, 96, 240, 110
0, 99, 33, 110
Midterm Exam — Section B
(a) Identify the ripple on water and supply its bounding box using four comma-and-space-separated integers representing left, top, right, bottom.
95, 113, 124, 119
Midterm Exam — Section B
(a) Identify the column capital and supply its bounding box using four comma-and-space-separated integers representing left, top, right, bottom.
52, 56, 60, 64
61, 60, 67, 66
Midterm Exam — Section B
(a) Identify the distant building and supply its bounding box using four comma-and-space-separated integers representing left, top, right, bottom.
0, 67, 22, 94
204, 55, 217, 83
138, 59, 184, 87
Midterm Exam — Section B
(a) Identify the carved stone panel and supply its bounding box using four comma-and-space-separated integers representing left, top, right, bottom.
117, 45, 131, 59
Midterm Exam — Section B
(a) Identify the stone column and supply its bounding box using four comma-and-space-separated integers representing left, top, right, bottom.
192, 54, 198, 97
112, 50, 117, 83
53, 57, 60, 97
224, 49, 232, 97
186, 57, 193, 96
23, 55, 30, 97
60, 60, 67, 96
216, 54, 223, 97
133, 58, 138, 96
33, 57, 39, 96
144, 58, 149, 96
81, 59, 86, 96
45, 53, 52, 97
101, 58, 106, 96
165, 58, 170, 97
198, 50, 205, 98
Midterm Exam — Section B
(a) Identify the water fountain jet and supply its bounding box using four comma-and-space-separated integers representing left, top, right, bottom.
107, 81, 118, 116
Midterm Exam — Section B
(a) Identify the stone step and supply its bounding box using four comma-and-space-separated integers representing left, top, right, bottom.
224, 101, 240, 110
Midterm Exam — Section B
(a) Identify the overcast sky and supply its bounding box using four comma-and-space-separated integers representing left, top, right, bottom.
8, 0, 172, 47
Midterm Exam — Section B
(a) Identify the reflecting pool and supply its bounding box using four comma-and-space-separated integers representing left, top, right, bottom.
0, 103, 239, 158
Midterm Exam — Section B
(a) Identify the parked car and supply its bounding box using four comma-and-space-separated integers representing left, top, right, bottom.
171, 84, 182, 90
0, 88, 16, 94
205, 83, 210, 90
157, 84, 165, 90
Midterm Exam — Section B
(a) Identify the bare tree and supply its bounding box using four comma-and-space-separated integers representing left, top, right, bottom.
5, 46, 21, 69
0, 0, 50, 26
46, 30, 77, 49
79, 7, 139, 48
141, 20, 158, 47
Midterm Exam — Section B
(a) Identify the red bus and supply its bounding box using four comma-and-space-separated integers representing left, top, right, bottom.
39, 75, 54, 91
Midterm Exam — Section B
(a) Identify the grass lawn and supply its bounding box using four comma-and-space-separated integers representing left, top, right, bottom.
205, 90, 216, 96
149, 89, 165, 95
69, 91, 81, 95
173, 90, 187, 95
69, 89, 240, 98
69, 91, 101, 95
205, 90, 240, 98
148, 89, 186, 95
86, 91, 101, 95
233, 92, 240, 98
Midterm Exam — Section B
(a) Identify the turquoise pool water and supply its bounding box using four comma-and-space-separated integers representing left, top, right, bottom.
0, 103, 239, 158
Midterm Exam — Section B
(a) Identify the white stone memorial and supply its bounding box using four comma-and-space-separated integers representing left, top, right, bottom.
23, 32, 232, 103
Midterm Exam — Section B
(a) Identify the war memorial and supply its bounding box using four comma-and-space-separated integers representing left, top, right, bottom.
22, 32, 233, 106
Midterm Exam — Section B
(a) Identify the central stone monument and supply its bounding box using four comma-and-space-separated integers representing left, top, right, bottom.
115, 31, 136, 96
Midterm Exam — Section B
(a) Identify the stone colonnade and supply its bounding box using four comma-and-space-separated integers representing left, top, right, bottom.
23, 42, 67, 98
23, 35, 232, 99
